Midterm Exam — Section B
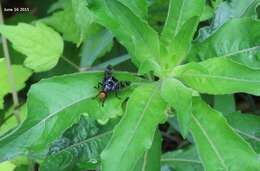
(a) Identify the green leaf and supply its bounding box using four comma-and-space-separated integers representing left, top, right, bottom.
190, 97, 259, 171
80, 29, 113, 68
42, 2, 98, 45
174, 57, 260, 95
212, 0, 260, 30
0, 23, 64, 72
0, 71, 142, 162
71, 0, 95, 46
87, 0, 160, 67
0, 59, 32, 109
196, 0, 260, 41
40, 116, 113, 171
188, 18, 260, 69
134, 129, 162, 171
160, 0, 204, 67
101, 84, 167, 171
161, 146, 203, 171
214, 95, 235, 115
225, 112, 260, 153
161, 78, 192, 137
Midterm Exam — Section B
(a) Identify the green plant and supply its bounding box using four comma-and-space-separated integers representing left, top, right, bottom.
0, 0, 260, 171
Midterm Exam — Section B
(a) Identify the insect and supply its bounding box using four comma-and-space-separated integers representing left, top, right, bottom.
95, 65, 128, 106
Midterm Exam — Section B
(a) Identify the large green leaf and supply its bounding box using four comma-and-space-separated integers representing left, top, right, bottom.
0, 23, 64, 72
86, 0, 160, 67
40, 116, 113, 171
80, 29, 113, 68
225, 112, 260, 153
174, 57, 260, 95
134, 129, 162, 171
188, 18, 260, 69
101, 84, 167, 171
0, 59, 32, 109
0, 161, 16, 171
191, 97, 259, 171
0, 71, 143, 162
160, 0, 204, 67
161, 146, 203, 171
161, 78, 192, 137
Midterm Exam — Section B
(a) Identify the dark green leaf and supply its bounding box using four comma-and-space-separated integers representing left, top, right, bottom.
161, 146, 203, 171
40, 116, 113, 171
80, 29, 113, 68
225, 112, 260, 153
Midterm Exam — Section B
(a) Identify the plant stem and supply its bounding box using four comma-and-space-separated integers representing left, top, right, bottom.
61, 56, 81, 71
0, 2, 21, 124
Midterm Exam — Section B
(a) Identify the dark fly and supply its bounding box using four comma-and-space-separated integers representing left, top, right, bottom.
95, 65, 129, 106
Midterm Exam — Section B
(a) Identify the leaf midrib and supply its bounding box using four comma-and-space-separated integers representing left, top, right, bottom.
180, 73, 260, 84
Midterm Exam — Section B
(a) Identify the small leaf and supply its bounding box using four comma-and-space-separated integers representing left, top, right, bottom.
0, 23, 64, 72
101, 84, 167, 171
40, 116, 113, 171
225, 112, 260, 153
174, 57, 260, 95
87, 0, 160, 67
161, 78, 192, 137
161, 146, 203, 171
0, 59, 32, 109
191, 97, 259, 171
